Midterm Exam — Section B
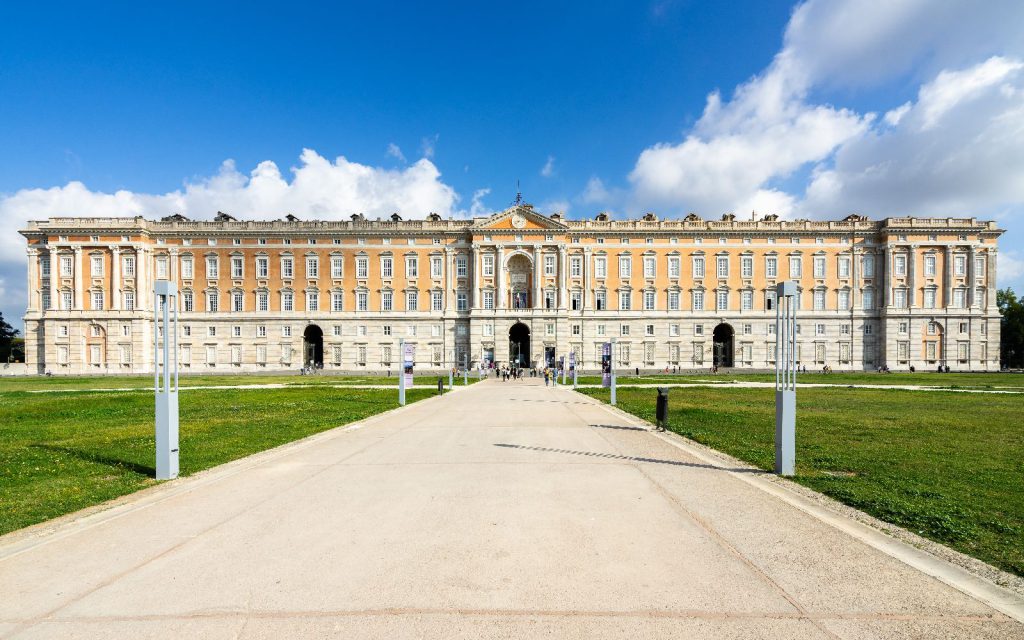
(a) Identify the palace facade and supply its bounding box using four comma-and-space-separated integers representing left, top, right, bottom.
20, 206, 1003, 374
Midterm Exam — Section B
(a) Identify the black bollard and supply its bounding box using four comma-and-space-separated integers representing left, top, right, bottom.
655, 387, 668, 432
437, 377, 444, 395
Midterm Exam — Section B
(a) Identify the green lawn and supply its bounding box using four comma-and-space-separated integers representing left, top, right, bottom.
0, 384, 434, 536
0, 373, 482, 393
575, 371, 1024, 389
579, 385, 1024, 577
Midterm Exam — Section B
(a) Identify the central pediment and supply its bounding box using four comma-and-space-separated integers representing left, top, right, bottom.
471, 205, 568, 231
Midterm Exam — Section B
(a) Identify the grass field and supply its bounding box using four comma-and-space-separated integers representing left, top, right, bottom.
575, 371, 1024, 389
0, 372, 482, 393
0, 383, 435, 536
579, 385, 1024, 577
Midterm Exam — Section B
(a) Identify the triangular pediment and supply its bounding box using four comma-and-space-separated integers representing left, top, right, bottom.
471, 205, 569, 231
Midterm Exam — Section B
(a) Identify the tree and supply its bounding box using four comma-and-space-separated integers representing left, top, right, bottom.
0, 312, 19, 362
998, 288, 1024, 369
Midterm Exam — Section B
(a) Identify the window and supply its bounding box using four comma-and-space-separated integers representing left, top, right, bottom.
61, 291, 73, 310
813, 256, 825, 278
692, 256, 705, 278
619, 290, 632, 310
643, 290, 655, 310
431, 290, 443, 311
383, 325, 392, 336
307, 291, 319, 311
282, 291, 294, 311
924, 288, 936, 308
405, 256, 418, 278
668, 256, 680, 278
91, 255, 103, 276
572, 324, 581, 336
208, 326, 217, 337
924, 255, 936, 277
645, 324, 655, 337
893, 288, 907, 308
838, 257, 850, 278
545, 290, 556, 309
282, 326, 292, 338
281, 256, 294, 279
332, 291, 344, 312
813, 290, 826, 310
405, 290, 418, 310
59, 324, 69, 337
765, 290, 776, 311
863, 287, 874, 309
570, 256, 582, 277
123, 291, 135, 311
975, 256, 986, 279
546, 323, 556, 336
60, 255, 73, 277
595, 256, 607, 278
183, 291, 194, 312
256, 256, 269, 278
862, 255, 875, 278
954, 255, 966, 276
692, 290, 704, 311
742, 323, 752, 335
670, 324, 679, 336
619, 256, 631, 278
305, 256, 319, 278
231, 325, 242, 338
483, 254, 495, 276
668, 290, 680, 310
206, 256, 219, 279
789, 256, 802, 277
815, 323, 826, 336
455, 255, 467, 277
123, 255, 136, 278
232, 291, 244, 312
595, 290, 607, 310
356, 257, 369, 278
231, 256, 244, 278
716, 290, 728, 310
716, 256, 729, 278
571, 291, 582, 310
257, 325, 267, 338
741, 256, 753, 278
545, 255, 557, 276
180, 256, 193, 279
382, 257, 393, 279
741, 290, 753, 310
41, 290, 51, 310
430, 256, 442, 278
257, 291, 269, 311
959, 322, 968, 334
207, 291, 219, 312
620, 324, 630, 336
953, 287, 966, 308
765, 256, 777, 278
457, 292, 467, 310
894, 254, 907, 276
382, 291, 393, 311
898, 322, 908, 335
483, 323, 493, 337
838, 289, 850, 310
643, 257, 655, 278
596, 324, 606, 336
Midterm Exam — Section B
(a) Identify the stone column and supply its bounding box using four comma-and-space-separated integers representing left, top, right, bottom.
882, 246, 892, 308
944, 245, 953, 308
111, 246, 121, 310
444, 247, 453, 312
967, 245, 976, 307
73, 245, 84, 310
50, 248, 59, 311
583, 247, 592, 310
470, 244, 479, 309
532, 244, 542, 309
558, 246, 568, 309
987, 248, 997, 311
496, 244, 505, 309
137, 246, 148, 311
907, 245, 916, 308
26, 248, 38, 311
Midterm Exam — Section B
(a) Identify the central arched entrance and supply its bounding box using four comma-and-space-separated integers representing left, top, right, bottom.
712, 323, 734, 368
303, 324, 324, 367
509, 322, 530, 368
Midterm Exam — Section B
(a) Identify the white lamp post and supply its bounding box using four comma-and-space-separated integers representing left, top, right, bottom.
153, 281, 179, 480
775, 281, 798, 476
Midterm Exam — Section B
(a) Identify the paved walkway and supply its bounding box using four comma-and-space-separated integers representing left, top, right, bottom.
2, 379, 1022, 638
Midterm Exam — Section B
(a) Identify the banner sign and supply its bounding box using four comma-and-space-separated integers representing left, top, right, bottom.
601, 342, 612, 387
403, 343, 415, 387
568, 351, 576, 370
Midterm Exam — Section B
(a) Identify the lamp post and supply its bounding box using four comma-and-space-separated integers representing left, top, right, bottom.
610, 337, 617, 406
153, 281, 179, 480
775, 281, 798, 476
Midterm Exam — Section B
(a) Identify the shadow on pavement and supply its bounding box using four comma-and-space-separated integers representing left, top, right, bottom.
493, 443, 766, 474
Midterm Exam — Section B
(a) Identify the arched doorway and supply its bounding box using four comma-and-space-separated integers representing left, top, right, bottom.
712, 323, 734, 368
509, 322, 530, 367
303, 324, 324, 367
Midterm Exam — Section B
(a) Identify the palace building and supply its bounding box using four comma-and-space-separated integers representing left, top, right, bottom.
20, 206, 1003, 374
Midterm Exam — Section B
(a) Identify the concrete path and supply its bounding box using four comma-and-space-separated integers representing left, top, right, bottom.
2, 378, 1022, 639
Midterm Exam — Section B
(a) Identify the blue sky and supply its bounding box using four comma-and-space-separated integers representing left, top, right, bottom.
2, 1, 1023, 328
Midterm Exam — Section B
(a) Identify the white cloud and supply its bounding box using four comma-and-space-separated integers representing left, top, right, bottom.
420, 134, 439, 159
1000, 250, 1024, 283
916, 56, 1023, 130
468, 188, 492, 217
540, 156, 555, 178
580, 177, 610, 205
386, 143, 406, 163
539, 199, 570, 215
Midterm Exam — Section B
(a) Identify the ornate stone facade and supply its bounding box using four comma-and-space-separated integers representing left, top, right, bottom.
20, 206, 1003, 374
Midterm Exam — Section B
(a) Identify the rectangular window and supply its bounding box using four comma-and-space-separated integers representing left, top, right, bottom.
206, 256, 219, 279
924, 288, 936, 308
306, 256, 319, 278
232, 291, 244, 312
618, 256, 631, 278
570, 256, 582, 277
863, 288, 874, 309
430, 256, 442, 278
431, 290, 443, 311
207, 291, 219, 312
257, 325, 267, 337
545, 255, 557, 276
668, 256, 680, 278
765, 256, 777, 278
838, 257, 850, 278
595, 290, 606, 310
975, 256, 986, 279
716, 256, 729, 278
813, 290, 826, 310
255, 256, 268, 278
894, 254, 907, 276
813, 256, 826, 278
741, 290, 753, 310
716, 290, 728, 310
381, 291, 393, 311
838, 289, 850, 310
457, 292, 467, 311
953, 288, 966, 308
643, 257, 656, 278
545, 290, 556, 309
406, 256, 418, 278
121, 290, 134, 311
232, 325, 242, 338
62, 291, 73, 310
924, 255, 936, 277
280, 257, 293, 279
741, 256, 753, 278
382, 257, 393, 279
692, 290, 704, 311
91, 291, 104, 310
693, 256, 705, 278
122, 255, 136, 278
483, 254, 495, 276
231, 256, 243, 279
894, 288, 907, 308
789, 257, 802, 277
862, 255, 875, 278
483, 290, 494, 309
307, 291, 319, 311
455, 255, 467, 277
406, 290, 418, 310
356, 257, 368, 278
331, 291, 343, 312
643, 290, 655, 310
668, 290, 680, 310
571, 291, 582, 310
619, 291, 631, 310
594, 257, 607, 278
645, 325, 655, 337
91, 255, 103, 276
954, 255, 966, 276
282, 325, 292, 337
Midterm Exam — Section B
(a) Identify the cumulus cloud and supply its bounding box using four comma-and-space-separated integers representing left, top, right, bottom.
0, 148, 462, 326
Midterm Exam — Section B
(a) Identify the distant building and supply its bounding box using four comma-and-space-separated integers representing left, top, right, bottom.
19, 206, 1002, 373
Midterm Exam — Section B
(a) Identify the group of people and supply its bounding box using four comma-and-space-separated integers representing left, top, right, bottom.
489, 363, 568, 385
